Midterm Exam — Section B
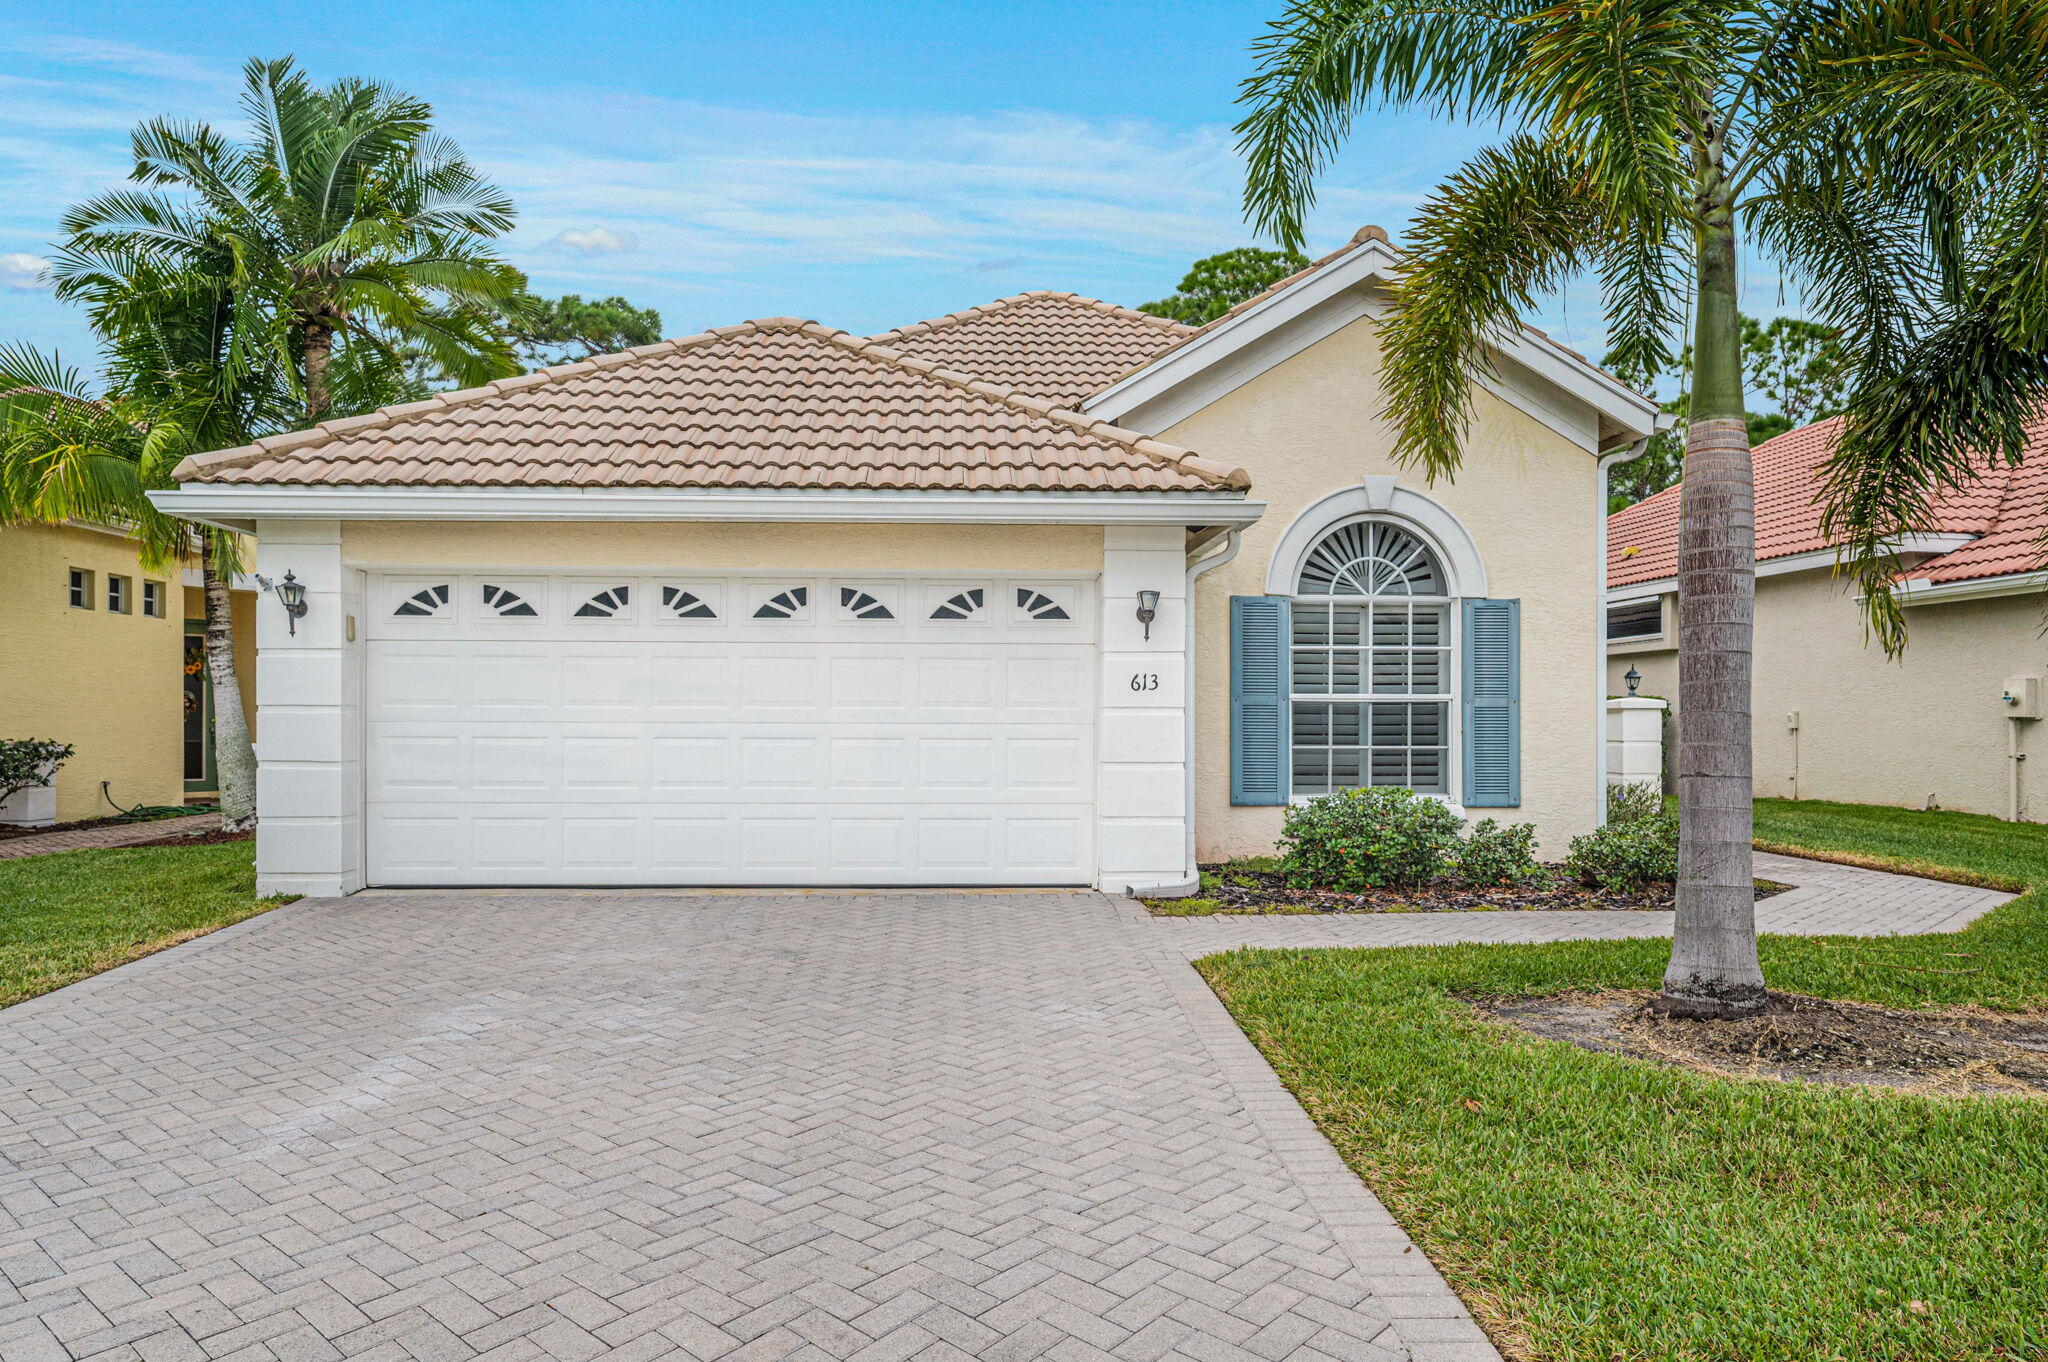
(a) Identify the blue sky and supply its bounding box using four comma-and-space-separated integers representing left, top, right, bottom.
0, 2, 1783, 374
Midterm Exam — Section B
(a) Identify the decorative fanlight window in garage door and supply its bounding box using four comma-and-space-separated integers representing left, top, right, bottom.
752, 586, 810, 620
575, 586, 632, 619
481, 583, 539, 617
661, 586, 718, 620
392, 584, 451, 617
929, 587, 985, 621
1014, 587, 1072, 621
838, 587, 895, 621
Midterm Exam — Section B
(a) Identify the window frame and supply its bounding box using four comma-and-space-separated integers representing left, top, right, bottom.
67, 568, 94, 610
1605, 596, 1664, 643
107, 574, 132, 615
141, 580, 167, 618
1285, 518, 1458, 801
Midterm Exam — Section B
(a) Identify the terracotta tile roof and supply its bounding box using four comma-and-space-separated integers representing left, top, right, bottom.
173, 317, 1248, 493
866, 292, 1193, 406
1607, 409, 2048, 589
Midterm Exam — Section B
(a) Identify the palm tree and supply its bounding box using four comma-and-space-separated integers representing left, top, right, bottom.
54, 56, 522, 422
0, 334, 262, 832
1239, 0, 2048, 1017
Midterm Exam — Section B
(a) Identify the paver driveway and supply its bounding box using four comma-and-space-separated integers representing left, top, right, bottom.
0, 892, 1473, 1362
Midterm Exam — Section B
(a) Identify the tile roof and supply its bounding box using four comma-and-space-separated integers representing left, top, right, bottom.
173, 317, 1248, 494
866, 292, 1193, 406
1607, 409, 2048, 589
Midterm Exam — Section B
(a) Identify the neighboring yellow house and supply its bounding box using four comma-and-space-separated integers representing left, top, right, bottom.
0, 520, 255, 824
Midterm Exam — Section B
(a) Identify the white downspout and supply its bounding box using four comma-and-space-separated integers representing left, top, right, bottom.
1183, 529, 1243, 888
1596, 435, 1654, 826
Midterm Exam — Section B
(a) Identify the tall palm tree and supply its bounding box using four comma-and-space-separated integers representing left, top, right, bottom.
1239, 0, 2048, 1017
54, 56, 522, 421
0, 328, 263, 832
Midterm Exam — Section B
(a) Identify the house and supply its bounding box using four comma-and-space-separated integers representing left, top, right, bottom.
153, 227, 1661, 897
0, 520, 256, 823
1606, 409, 2048, 819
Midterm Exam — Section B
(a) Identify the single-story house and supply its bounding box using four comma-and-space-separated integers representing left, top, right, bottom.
155, 227, 1661, 897
0, 520, 255, 824
1606, 408, 2048, 819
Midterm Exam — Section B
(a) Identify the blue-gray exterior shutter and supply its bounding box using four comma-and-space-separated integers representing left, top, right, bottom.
1230, 595, 1290, 806
1462, 598, 1520, 807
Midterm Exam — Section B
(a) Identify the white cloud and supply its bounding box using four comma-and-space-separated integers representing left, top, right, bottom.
8, 36, 225, 86
0, 253, 47, 290
548, 226, 638, 255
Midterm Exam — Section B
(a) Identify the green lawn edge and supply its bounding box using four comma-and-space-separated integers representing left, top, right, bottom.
1198, 798, 2048, 1362
0, 840, 293, 1009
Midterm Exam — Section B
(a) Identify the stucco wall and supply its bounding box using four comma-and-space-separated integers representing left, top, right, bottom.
0, 523, 184, 820
1161, 316, 1605, 860
341, 521, 1104, 572
1606, 572, 2048, 818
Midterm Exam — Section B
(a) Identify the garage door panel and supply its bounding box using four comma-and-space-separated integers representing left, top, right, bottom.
366, 571, 1097, 886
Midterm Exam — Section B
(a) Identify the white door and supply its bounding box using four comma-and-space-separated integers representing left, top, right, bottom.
363, 571, 1096, 886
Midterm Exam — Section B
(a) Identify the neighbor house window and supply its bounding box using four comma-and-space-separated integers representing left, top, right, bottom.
107, 574, 132, 614
141, 580, 166, 618
68, 568, 93, 609
1290, 520, 1451, 795
1606, 597, 1663, 641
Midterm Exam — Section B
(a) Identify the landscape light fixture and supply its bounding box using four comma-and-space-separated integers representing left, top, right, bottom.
1624, 665, 1641, 696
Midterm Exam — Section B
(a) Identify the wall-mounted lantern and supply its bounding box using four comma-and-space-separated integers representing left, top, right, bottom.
269, 570, 309, 636
1135, 589, 1161, 641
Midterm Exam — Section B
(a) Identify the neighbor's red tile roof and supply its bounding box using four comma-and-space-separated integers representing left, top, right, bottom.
866, 291, 1193, 406
172, 317, 1247, 493
1606, 409, 2048, 589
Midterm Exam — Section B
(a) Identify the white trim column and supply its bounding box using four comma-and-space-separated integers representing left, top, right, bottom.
253, 519, 364, 897
1605, 696, 1667, 791
1096, 525, 1190, 894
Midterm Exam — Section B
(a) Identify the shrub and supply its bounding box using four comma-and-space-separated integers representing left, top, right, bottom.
0, 738, 74, 808
1565, 782, 1679, 889
1453, 818, 1548, 887
1279, 786, 1464, 891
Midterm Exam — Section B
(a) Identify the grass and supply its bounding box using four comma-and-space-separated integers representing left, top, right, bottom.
1200, 798, 2048, 1361
0, 841, 292, 1008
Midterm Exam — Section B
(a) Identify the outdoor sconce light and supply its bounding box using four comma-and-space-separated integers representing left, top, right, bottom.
1624, 665, 1642, 696
272, 570, 309, 636
1135, 589, 1161, 641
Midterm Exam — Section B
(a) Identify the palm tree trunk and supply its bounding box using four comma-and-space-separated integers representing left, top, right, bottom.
1658, 169, 1767, 1019
303, 316, 334, 421
202, 557, 258, 832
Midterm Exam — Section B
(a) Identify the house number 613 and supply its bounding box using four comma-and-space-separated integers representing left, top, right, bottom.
1129, 672, 1160, 692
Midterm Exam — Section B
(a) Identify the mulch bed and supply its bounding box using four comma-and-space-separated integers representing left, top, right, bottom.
0, 808, 217, 842
115, 827, 250, 849
1480, 989, 2048, 1097
1151, 862, 1789, 915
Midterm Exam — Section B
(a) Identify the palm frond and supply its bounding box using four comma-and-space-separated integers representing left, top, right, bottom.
1376, 134, 1604, 480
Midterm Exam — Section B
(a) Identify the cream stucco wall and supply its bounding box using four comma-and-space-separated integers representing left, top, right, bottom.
1161, 316, 1606, 860
340, 521, 1105, 572
1606, 571, 2048, 818
0, 523, 185, 820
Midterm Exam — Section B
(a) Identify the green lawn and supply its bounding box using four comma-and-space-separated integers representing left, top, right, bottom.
0, 840, 288, 1008
1201, 798, 2048, 1362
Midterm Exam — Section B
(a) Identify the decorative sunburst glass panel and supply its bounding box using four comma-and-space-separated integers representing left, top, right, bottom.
392, 584, 451, 618
929, 587, 986, 621
753, 586, 810, 619
481, 584, 540, 617
575, 586, 632, 618
661, 586, 718, 620
839, 587, 895, 620
1296, 521, 1444, 597
1015, 588, 1071, 621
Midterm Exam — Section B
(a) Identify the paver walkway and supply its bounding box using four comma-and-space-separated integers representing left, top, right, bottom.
0, 855, 2013, 1362
0, 813, 219, 861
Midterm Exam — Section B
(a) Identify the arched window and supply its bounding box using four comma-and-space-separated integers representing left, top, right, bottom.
1290, 519, 1451, 795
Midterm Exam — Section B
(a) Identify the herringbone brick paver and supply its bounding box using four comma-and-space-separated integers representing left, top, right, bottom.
0, 853, 2004, 1362
0, 893, 1432, 1361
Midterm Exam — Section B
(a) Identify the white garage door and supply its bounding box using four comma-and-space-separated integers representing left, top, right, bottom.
363, 571, 1097, 886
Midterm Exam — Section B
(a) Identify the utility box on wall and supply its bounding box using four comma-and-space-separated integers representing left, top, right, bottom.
2003, 675, 2041, 720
